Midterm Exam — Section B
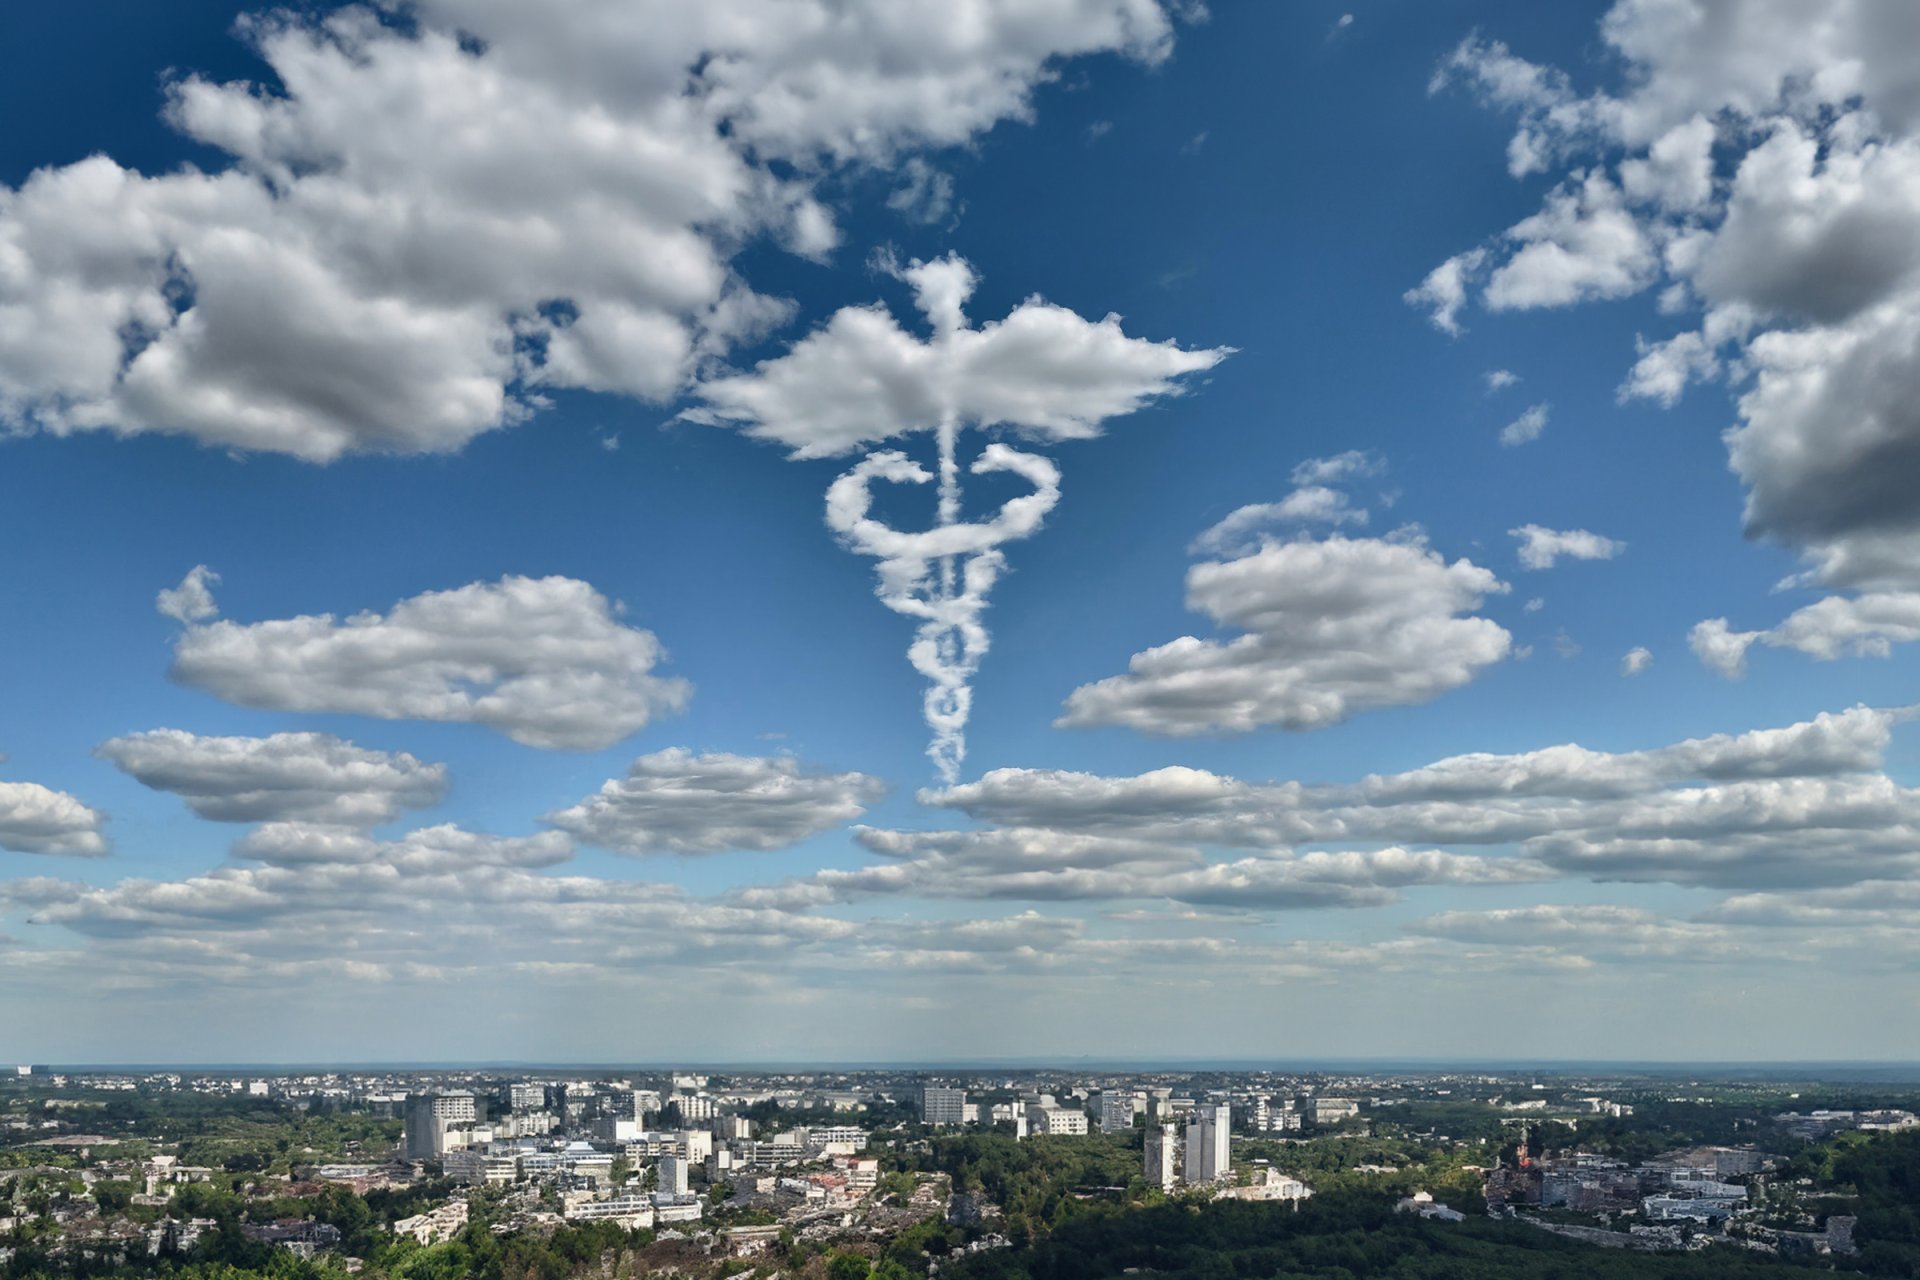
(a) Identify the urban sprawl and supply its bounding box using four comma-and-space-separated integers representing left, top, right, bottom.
3, 1064, 1918, 1279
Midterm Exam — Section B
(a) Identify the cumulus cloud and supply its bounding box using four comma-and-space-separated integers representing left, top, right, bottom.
1060, 533, 1511, 734
156, 565, 221, 624
1404, 249, 1485, 335
1484, 368, 1521, 391
1621, 645, 1653, 676
234, 822, 573, 870
1188, 488, 1367, 556
97, 730, 447, 826
1423, 0, 1920, 650
1498, 402, 1549, 446
1510, 524, 1625, 569
546, 750, 886, 855
1692, 593, 1920, 677
166, 574, 690, 750
1485, 172, 1658, 310
938, 706, 1920, 890
0, 780, 109, 857
0, 0, 1190, 460
742, 825, 1548, 912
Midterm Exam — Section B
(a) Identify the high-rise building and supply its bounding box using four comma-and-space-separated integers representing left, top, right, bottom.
920, 1085, 967, 1127
404, 1092, 477, 1160
1184, 1103, 1231, 1183
506, 1083, 546, 1112
1144, 1125, 1178, 1190
657, 1153, 690, 1197
1098, 1090, 1140, 1134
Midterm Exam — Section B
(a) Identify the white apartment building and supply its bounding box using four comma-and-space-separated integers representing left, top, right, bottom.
564, 1196, 655, 1227
1144, 1126, 1178, 1190
1184, 1104, 1231, 1183
1027, 1105, 1089, 1136
802, 1126, 869, 1154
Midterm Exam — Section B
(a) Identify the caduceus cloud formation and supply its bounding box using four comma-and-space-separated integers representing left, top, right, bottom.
689, 256, 1228, 780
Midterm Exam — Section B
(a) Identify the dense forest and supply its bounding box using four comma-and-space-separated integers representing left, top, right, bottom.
940, 1194, 1809, 1280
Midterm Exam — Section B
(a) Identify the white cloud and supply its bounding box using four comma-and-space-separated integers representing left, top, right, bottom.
937, 706, 1920, 891
1410, 904, 1754, 965
1426, 0, 1920, 651
234, 822, 573, 870
1620, 328, 1719, 405
1291, 450, 1384, 486
0, 0, 1189, 460
155, 565, 220, 624
1621, 645, 1653, 676
97, 730, 447, 826
1498, 402, 1549, 446
1484, 369, 1520, 391
1404, 249, 1485, 335
1059, 533, 1511, 734
1485, 171, 1659, 311
1189, 488, 1366, 556
1693, 593, 1920, 677
0, 781, 108, 857
886, 158, 957, 225
167, 574, 690, 750
1510, 523, 1625, 569
746, 826, 1548, 911
684, 253, 1230, 459
686, 253, 1227, 780
546, 750, 886, 855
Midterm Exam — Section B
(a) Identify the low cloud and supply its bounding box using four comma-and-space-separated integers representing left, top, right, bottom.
0, 781, 109, 857
1060, 533, 1511, 734
1511, 524, 1624, 569
166, 574, 690, 750
99, 730, 446, 826
546, 750, 886, 855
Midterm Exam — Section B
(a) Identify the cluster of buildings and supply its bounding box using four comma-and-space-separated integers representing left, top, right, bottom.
915, 1082, 1362, 1140
393, 1081, 888, 1231
1492, 1143, 1774, 1222
1771, 1108, 1918, 1139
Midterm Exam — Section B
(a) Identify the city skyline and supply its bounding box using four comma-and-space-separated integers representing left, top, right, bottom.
4, 0, 1920, 1062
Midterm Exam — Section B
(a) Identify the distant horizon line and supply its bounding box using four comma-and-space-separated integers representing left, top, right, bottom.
11, 1056, 1920, 1078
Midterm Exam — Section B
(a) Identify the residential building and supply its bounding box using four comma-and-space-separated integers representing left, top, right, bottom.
1145, 1125, 1177, 1190
404, 1093, 478, 1160
443, 1149, 519, 1186
1184, 1104, 1231, 1183
921, 1085, 968, 1127
658, 1153, 690, 1197
1026, 1104, 1089, 1136
1097, 1090, 1140, 1134
392, 1201, 468, 1245
565, 1195, 655, 1227
1310, 1097, 1359, 1126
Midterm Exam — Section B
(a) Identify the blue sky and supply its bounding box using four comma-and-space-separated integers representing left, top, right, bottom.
2, 0, 1919, 1063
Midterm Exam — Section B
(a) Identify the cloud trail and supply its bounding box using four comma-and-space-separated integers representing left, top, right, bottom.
689, 254, 1228, 779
